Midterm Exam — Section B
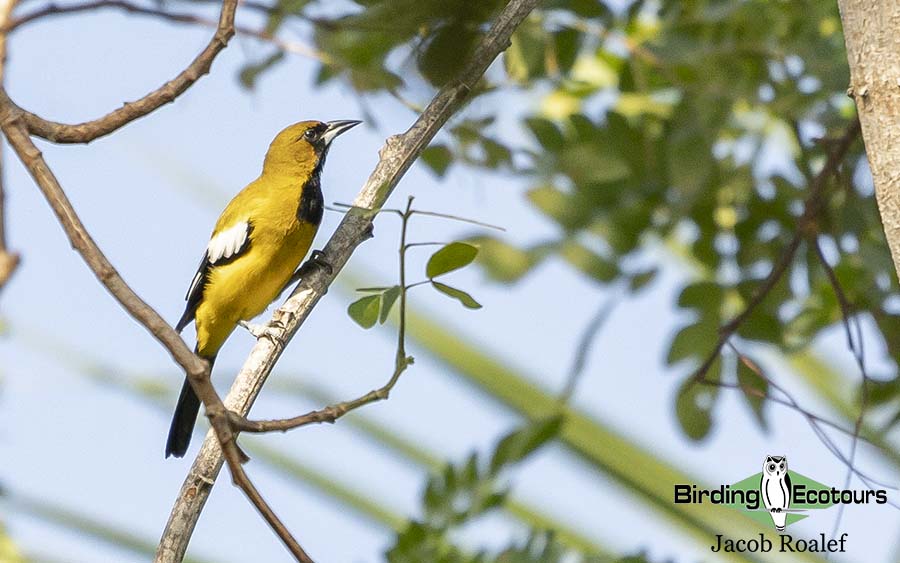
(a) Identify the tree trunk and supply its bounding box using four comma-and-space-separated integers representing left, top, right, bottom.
838, 1, 900, 279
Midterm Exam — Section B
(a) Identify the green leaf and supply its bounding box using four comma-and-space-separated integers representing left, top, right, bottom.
677, 282, 724, 310
629, 268, 658, 292
431, 281, 482, 309
552, 28, 582, 75
526, 185, 592, 229
490, 416, 563, 474
239, 51, 285, 89
666, 320, 718, 365
356, 286, 393, 293
558, 241, 619, 282
736, 310, 780, 343
380, 286, 401, 324
481, 138, 513, 169
558, 143, 630, 185
865, 376, 900, 407
466, 236, 538, 283
421, 145, 454, 177
675, 362, 720, 441
348, 295, 381, 328
419, 23, 480, 87
504, 20, 546, 84
736, 354, 769, 430
524, 117, 565, 152
427, 243, 479, 279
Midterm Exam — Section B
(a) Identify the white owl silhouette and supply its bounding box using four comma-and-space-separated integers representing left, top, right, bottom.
760, 455, 792, 531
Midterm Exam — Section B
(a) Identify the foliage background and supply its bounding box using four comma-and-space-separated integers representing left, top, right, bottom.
2, 0, 899, 561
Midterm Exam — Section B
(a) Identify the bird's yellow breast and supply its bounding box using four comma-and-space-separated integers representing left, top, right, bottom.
194, 176, 318, 355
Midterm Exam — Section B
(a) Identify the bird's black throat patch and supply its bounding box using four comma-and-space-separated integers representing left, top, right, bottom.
297, 162, 325, 226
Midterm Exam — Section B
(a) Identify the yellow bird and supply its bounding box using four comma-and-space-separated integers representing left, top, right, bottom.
166, 119, 361, 458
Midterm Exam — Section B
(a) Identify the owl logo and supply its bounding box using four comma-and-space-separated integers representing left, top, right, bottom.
760, 455, 792, 531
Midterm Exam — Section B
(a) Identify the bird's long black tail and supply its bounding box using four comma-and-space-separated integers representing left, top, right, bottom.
165, 355, 215, 458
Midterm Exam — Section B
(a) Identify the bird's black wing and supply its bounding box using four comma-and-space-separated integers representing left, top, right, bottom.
175, 220, 253, 332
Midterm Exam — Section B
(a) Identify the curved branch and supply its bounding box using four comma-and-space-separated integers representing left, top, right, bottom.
0, 0, 19, 293
0, 118, 207, 386
155, 0, 540, 560
2, 0, 237, 143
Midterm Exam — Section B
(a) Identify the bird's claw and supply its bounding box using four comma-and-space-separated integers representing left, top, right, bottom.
239, 320, 283, 344
307, 249, 333, 276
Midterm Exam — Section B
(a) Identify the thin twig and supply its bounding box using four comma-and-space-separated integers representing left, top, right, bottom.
0, 0, 239, 143
810, 237, 873, 537
156, 1, 539, 560
409, 209, 506, 231
404, 241, 450, 248
558, 291, 619, 403
789, 117, 815, 187
690, 120, 861, 384
721, 343, 893, 491
332, 201, 506, 231
7, 0, 330, 62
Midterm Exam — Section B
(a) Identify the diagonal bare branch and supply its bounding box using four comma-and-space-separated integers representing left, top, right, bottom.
156, 0, 540, 560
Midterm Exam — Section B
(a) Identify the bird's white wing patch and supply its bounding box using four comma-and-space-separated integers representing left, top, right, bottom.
207, 221, 250, 264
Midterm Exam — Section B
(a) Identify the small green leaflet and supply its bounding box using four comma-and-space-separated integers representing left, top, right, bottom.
426, 242, 479, 279
347, 294, 381, 329
347, 285, 402, 328
432, 281, 482, 309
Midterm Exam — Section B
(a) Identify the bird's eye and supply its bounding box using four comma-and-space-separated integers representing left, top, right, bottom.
304, 129, 317, 141
780, 464, 785, 469
769, 464, 775, 471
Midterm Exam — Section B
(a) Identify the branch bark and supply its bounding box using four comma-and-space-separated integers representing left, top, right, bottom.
0, 0, 19, 292
155, 0, 539, 560
1, 0, 237, 143
837, 1, 900, 282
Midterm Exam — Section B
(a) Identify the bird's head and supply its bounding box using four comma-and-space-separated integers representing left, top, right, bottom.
263, 119, 361, 175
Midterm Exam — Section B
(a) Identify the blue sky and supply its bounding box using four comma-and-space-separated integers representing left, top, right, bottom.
1, 4, 899, 563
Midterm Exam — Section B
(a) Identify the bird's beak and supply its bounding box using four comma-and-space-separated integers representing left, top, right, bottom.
321, 120, 362, 146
